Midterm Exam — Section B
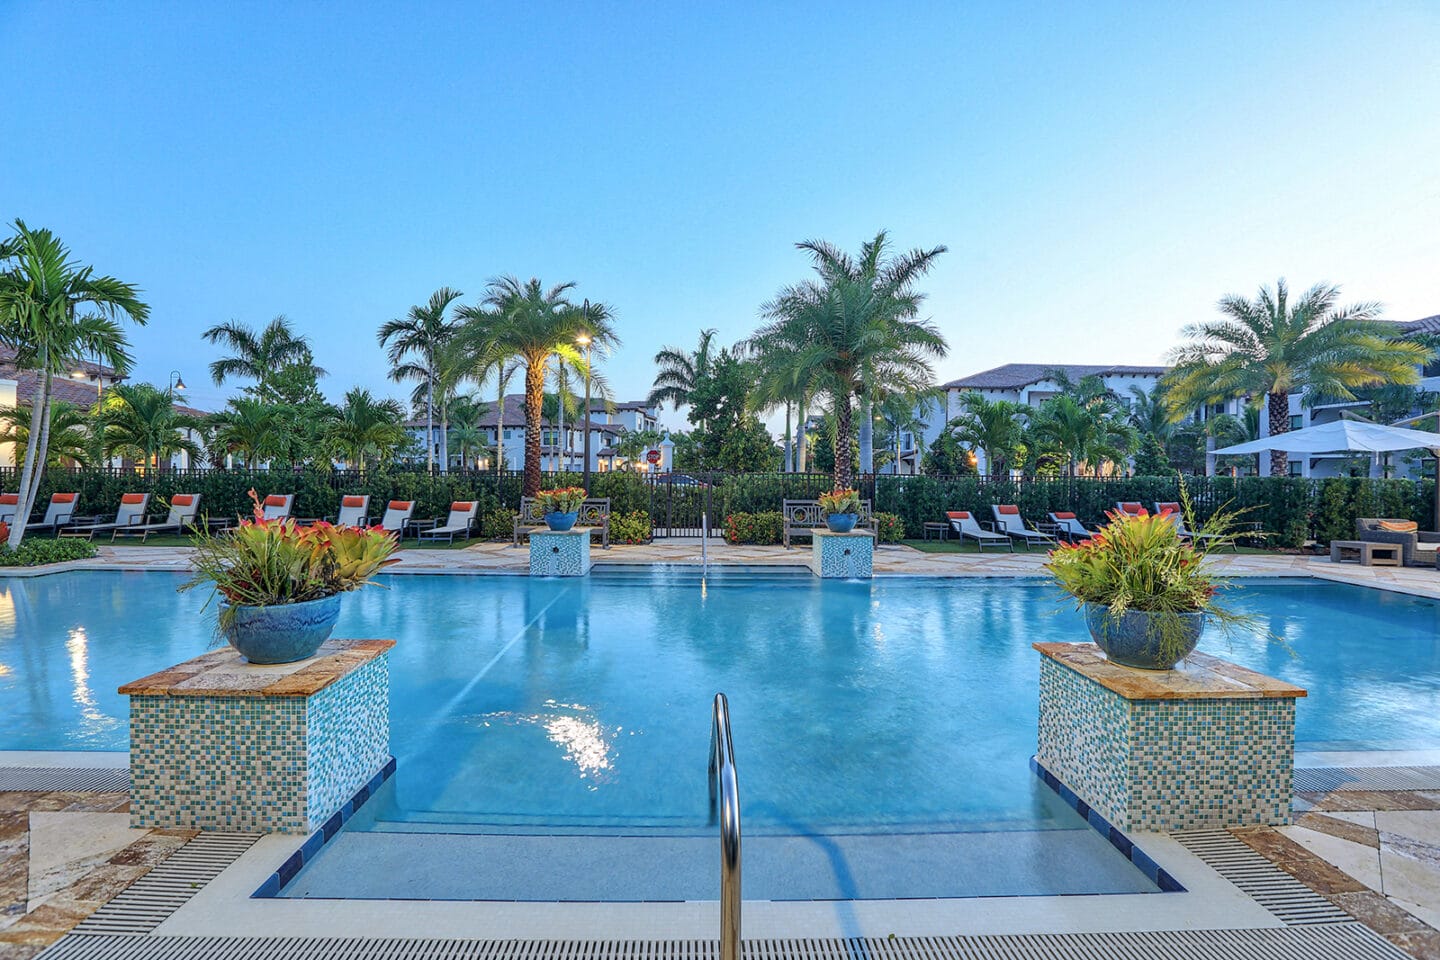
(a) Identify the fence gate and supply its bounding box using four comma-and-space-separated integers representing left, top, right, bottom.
648, 475, 723, 538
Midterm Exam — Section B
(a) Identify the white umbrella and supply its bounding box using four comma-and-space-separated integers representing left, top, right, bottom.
1213, 419, 1440, 455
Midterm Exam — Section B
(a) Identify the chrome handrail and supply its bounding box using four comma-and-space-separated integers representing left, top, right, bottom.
708, 692, 741, 960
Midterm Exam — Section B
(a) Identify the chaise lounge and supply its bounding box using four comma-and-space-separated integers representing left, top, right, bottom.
1047, 511, 1100, 542
990, 505, 1058, 551
418, 501, 480, 544
112, 494, 203, 542
17, 493, 80, 537
945, 511, 1011, 551
60, 493, 152, 539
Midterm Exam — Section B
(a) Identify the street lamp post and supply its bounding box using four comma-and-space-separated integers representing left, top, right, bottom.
578, 319, 593, 491
167, 370, 187, 399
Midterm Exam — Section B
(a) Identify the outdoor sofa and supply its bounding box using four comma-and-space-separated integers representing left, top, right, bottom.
1355, 518, 1440, 568
781, 498, 878, 548
513, 497, 611, 549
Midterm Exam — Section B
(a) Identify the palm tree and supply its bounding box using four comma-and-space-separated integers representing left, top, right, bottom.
1029, 394, 1136, 476
872, 387, 938, 474
207, 398, 288, 467
614, 428, 662, 470
446, 394, 490, 469
750, 231, 947, 488
98, 383, 202, 473
1167, 279, 1429, 476
320, 388, 408, 477
947, 392, 1029, 476
1127, 384, 1174, 443
480, 278, 618, 496
0, 220, 147, 548
449, 304, 520, 478
377, 287, 463, 473
202, 316, 324, 401
648, 328, 719, 419
0, 401, 94, 466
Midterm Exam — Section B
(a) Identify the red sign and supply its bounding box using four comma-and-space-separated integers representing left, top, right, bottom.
646, 449, 662, 465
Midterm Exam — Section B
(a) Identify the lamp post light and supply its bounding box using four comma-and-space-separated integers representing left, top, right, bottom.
577, 320, 593, 491
167, 370, 187, 399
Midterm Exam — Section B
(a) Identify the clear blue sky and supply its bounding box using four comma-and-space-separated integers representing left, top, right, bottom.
4, 1, 1438, 426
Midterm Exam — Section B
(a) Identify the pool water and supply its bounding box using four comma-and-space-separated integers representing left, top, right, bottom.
3, 571, 1440, 838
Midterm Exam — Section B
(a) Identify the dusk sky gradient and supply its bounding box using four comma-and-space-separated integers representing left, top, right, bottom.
4, 1, 1438, 428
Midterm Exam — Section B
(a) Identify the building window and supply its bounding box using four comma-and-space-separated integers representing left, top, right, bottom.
1289, 415, 1303, 431
1287, 460, 1303, 477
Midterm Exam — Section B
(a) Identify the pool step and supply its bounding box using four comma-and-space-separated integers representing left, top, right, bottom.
279, 828, 1157, 901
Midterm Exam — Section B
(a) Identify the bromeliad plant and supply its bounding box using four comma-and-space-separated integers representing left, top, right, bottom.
180, 490, 398, 631
818, 488, 861, 516
536, 486, 587, 514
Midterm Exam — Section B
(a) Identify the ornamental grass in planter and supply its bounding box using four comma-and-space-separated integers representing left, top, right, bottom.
1044, 494, 1257, 670
179, 490, 399, 663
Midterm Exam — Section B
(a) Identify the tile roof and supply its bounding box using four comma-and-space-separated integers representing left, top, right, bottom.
943, 363, 1170, 390
1395, 314, 1440, 336
0, 347, 120, 380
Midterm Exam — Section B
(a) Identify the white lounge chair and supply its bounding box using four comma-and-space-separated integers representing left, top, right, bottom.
260, 494, 295, 521
306, 494, 371, 527
377, 500, 416, 538
990, 505, 1058, 551
1047, 511, 1100, 542
418, 501, 480, 544
61, 493, 152, 539
21, 493, 80, 537
946, 511, 1011, 552
112, 494, 202, 542
1154, 501, 1233, 550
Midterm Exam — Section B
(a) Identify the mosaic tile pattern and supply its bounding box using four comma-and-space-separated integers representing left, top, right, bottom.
809, 532, 873, 579
1037, 656, 1296, 832
129, 656, 390, 834
529, 530, 592, 576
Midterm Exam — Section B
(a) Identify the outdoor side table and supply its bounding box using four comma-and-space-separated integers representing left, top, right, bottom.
922, 522, 948, 541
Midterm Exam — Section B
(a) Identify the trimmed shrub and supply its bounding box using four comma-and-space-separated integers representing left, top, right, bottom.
478, 508, 518, 540
873, 511, 905, 543
0, 538, 97, 567
609, 510, 652, 545
724, 511, 783, 545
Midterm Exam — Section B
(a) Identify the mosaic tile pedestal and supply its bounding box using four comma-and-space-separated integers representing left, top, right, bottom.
529, 527, 593, 576
1034, 642, 1306, 833
809, 530, 874, 578
121, 638, 393, 834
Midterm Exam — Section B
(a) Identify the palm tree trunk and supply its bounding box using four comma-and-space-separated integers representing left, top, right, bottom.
1267, 391, 1290, 477
523, 357, 545, 497
9, 369, 49, 549
495, 378, 506, 480
834, 393, 854, 490
425, 374, 434, 474
796, 399, 808, 473
858, 397, 873, 476
782, 401, 792, 473
439, 401, 449, 475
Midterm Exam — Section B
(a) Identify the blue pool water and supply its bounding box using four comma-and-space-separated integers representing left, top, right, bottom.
4, 571, 1440, 839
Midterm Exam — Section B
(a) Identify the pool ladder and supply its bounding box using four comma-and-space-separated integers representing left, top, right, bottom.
708, 692, 741, 960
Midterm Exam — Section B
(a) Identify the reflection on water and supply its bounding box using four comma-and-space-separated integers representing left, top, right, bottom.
478, 700, 623, 788
66, 626, 118, 738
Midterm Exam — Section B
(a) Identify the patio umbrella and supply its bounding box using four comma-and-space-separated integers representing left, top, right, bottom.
1215, 419, 1440, 526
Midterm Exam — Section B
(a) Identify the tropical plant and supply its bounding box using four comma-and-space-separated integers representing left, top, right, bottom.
98, 383, 202, 472
207, 397, 290, 467
480, 277, 618, 495
0, 220, 148, 548
202, 316, 325, 403
1127, 384, 1174, 442
614, 428, 662, 469
1029, 394, 1136, 476
818, 488, 861, 516
0, 401, 95, 466
1166, 279, 1430, 476
946, 392, 1029, 476
319, 388, 408, 476
751, 231, 948, 488
180, 491, 398, 631
445, 393, 490, 469
536, 486, 586, 514
378, 287, 463, 472
648, 328, 719, 416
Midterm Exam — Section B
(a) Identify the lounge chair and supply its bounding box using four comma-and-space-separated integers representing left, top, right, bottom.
1154, 502, 1233, 550
1047, 511, 1099, 542
299, 495, 371, 527
1114, 501, 1146, 518
260, 494, 295, 521
0, 493, 17, 524
112, 494, 202, 542
945, 511, 1011, 552
376, 500, 416, 538
990, 505, 1058, 551
20, 493, 80, 537
60, 493, 151, 539
417, 501, 480, 544
1355, 518, 1440, 567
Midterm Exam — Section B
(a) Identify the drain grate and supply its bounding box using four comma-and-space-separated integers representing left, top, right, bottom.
37, 926, 1408, 960
1173, 830, 1351, 926
70, 833, 261, 935
0, 766, 130, 792
1295, 765, 1440, 793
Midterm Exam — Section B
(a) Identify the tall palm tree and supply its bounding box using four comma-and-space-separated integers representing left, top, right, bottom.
0, 401, 94, 467
207, 397, 288, 467
480, 278, 618, 496
446, 394, 490, 469
98, 383, 202, 473
872, 386, 938, 474
1167, 279, 1429, 476
1127, 384, 1174, 443
377, 287, 463, 473
450, 304, 519, 478
750, 231, 947, 488
202, 316, 323, 401
0, 220, 147, 548
648, 328, 719, 420
320, 388, 408, 477
1029, 394, 1136, 477
946, 392, 1029, 476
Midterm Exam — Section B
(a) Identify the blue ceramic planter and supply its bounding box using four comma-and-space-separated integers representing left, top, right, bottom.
545, 511, 579, 531
1084, 604, 1203, 671
220, 594, 342, 664
825, 513, 859, 533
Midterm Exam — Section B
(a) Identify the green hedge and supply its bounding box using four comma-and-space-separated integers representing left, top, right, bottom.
0, 538, 97, 567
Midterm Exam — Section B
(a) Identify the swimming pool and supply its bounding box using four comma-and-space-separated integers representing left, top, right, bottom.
4, 570, 1440, 838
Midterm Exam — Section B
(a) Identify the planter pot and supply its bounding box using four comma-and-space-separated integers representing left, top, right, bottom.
220, 594, 342, 665
1084, 604, 1204, 671
825, 513, 859, 534
545, 511, 579, 531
